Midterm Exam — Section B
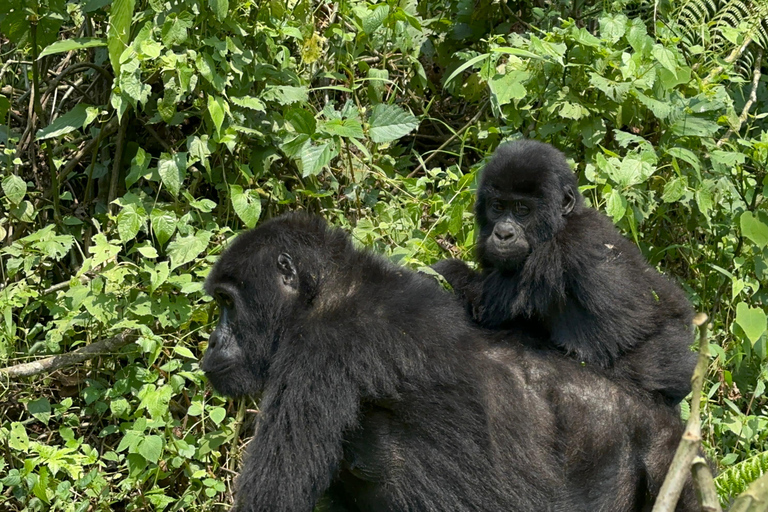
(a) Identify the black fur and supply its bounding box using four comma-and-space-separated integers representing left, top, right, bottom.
433, 140, 697, 404
202, 213, 695, 512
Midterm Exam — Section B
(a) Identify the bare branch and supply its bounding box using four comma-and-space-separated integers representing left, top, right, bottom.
652, 313, 710, 512
0, 330, 137, 378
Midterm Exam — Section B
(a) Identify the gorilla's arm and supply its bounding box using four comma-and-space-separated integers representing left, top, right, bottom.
234, 347, 360, 512
431, 259, 485, 319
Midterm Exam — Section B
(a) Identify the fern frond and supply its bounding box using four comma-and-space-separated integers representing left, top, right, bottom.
715, 451, 768, 505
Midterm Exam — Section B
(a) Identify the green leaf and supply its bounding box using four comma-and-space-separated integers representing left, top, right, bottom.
261, 86, 309, 105
150, 209, 177, 246
39, 37, 107, 58
362, 5, 389, 34
231, 95, 266, 112
209, 407, 226, 425
230, 185, 262, 228
741, 212, 768, 248
126, 147, 151, 188
209, 0, 228, 21
300, 141, 337, 177
158, 152, 187, 198
150, 261, 170, 293
138, 435, 163, 463
161, 11, 194, 46
28, 398, 51, 425
2, 175, 26, 204
141, 384, 173, 420
321, 118, 364, 139
167, 231, 211, 270
443, 53, 489, 88
651, 44, 677, 73
661, 177, 687, 203
599, 14, 627, 44
107, 0, 136, 76
9, 422, 29, 451
368, 104, 419, 144
117, 203, 145, 243
670, 116, 721, 138
174, 346, 195, 359
489, 72, 527, 107
735, 302, 767, 344
36, 104, 91, 140
605, 189, 626, 222
207, 95, 227, 135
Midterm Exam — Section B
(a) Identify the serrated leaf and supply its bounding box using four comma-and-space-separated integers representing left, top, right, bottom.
230, 185, 262, 228
300, 141, 337, 177
39, 37, 107, 58
661, 178, 686, 203
735, 302, 767, 344
368, 104, 419, 144
150, 209, 177, 246
2, 175, 26, 204
167, 231, 211, 270
362, 5, 389, 34
599, 13, 627, 43
261, 86, 308, 105
489, 72, 527, 107
36, 104, 91, 140
231, 95, 266, 112
117, 203, 144, 243
741, 212, 768, 248
651, 44, 677, 73
138, 435, 163, 463
141, 385, 172, 420
107, 0, 136, 76
321, 118, 364, 139
158, 152, 187, 198
605, 189, 626, 222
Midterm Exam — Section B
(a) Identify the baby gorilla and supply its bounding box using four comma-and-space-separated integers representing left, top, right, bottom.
202, 213, 696, 511
434, 140, 696, 405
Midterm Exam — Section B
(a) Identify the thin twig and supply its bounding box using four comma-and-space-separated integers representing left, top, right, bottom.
0, 330, 137, 378
57, 117, 119, 183
717, 49, 763, 147
406, 99, 489, 178
691, 456, 722, 512
652, 313, 710, 512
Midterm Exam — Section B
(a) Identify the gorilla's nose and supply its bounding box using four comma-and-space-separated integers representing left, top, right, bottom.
493, 223, 515, 241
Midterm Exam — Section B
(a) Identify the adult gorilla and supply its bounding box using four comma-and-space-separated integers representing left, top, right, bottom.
202, 213, 695, 512
434, 140, 696, 405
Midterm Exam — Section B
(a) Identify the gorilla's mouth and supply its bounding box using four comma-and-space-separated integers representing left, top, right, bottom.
485, 239, 530, 269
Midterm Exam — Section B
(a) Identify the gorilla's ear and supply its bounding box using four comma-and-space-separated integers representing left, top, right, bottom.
562, 187, 576, 216
277, 253, 298, 291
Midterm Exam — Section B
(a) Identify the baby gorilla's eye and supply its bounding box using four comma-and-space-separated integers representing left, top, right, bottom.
490, 201, 504, 214
513, 202, 530, 217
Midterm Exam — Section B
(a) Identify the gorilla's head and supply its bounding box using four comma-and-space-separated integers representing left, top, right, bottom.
475, 140, 583, 272
201, 214, 345, 397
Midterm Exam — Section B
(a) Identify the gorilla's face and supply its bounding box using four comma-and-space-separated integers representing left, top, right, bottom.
202, 246, 300, 398
478, 194, 534, 271
475, 141, 578, 273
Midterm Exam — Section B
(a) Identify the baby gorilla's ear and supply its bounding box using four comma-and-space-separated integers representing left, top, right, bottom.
277, 253, 298, 291
562, 187, 576, 216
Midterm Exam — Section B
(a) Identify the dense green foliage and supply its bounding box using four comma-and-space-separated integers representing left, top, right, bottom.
1, 0, 768, 509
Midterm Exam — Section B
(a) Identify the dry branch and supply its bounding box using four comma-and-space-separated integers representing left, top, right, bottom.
652, 313, 712, 512
0, 330, 136, 379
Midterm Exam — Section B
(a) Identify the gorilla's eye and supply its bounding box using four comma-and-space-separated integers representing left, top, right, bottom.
513, 202, 530, 217
490, 201, 504, 214
216, 291, 235, 310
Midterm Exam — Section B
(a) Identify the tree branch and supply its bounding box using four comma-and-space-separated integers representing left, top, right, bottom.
652, 313, 711, 512
0, 330, 137, 378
